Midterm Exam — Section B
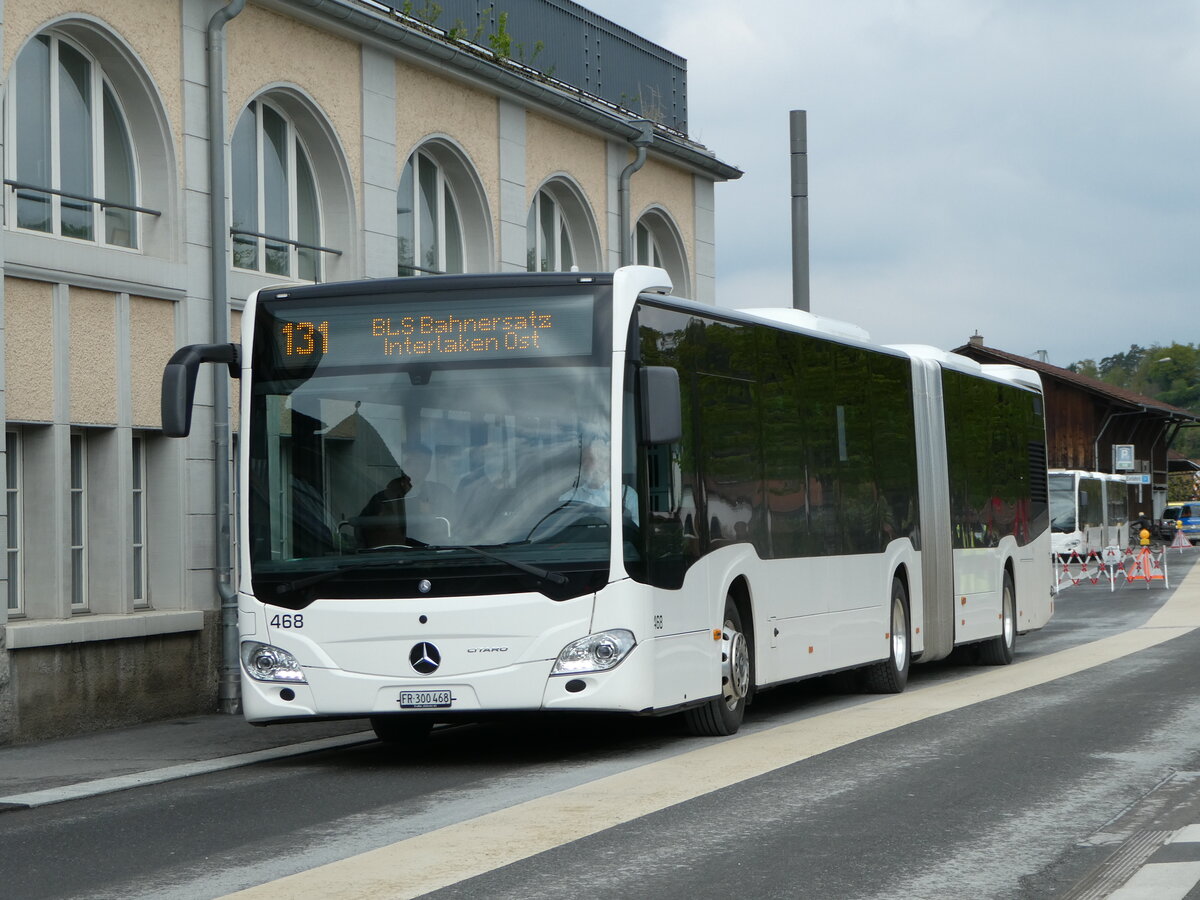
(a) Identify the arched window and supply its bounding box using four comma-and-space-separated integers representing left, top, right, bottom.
526, 179, 600, 273
398, 150, 463, 276
8, 33, 139, 248
634, 208, 690, 295
635, 220, 664, 268
231, 99, 323, 282
527, 188, 573, 272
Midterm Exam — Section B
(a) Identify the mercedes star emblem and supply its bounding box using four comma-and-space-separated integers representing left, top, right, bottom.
409, 641, 441, 674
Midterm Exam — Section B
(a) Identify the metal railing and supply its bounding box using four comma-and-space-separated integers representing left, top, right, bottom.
229, 228, 342, 257
4, 179, 161, 217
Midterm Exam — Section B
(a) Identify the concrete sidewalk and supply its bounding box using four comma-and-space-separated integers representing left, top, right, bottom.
0, 713, 373, 811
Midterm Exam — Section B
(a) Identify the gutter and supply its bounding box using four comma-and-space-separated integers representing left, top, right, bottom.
207, 0, 247, 715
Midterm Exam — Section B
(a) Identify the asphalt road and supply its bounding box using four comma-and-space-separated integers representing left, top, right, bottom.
5, 551, 1200, 900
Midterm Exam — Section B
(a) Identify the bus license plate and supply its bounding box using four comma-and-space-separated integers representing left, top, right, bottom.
399, 689, 452, 709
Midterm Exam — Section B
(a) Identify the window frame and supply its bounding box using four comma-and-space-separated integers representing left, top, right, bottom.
6, 430, 23, 617
231, 98, 325, 282
70, 430, 88, 612
633, 208, 690, 297
398, 148, 465, 276
5, 31, 142, 250
635, 220, 664, 269
526, 187, 575, 273
131, 432, 148, 608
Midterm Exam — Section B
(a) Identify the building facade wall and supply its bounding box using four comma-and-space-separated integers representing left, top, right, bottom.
0, 0, 730, 743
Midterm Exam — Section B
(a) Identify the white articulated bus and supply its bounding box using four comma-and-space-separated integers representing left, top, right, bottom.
1048, 469, 1130, 557
163, 267, 1053, 739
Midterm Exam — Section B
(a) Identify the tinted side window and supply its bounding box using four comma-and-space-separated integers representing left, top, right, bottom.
943, 369, 1047, 548
630, 302, 926, 589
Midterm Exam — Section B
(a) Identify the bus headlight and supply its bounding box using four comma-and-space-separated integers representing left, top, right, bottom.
241, 641, 307, 683
551, 630, 636, 675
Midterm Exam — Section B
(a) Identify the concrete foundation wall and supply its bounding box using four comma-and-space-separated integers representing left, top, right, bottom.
8, 612, 220, 743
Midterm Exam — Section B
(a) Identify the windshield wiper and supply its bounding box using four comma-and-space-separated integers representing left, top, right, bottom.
425, 544, 568, 586
273, 558, 408, 595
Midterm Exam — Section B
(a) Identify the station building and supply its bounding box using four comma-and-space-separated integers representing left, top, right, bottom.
0, 0, 740, 742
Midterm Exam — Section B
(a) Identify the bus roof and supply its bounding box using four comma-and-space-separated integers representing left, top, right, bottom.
887, 344, 1042, 392
739, 308, 871, 342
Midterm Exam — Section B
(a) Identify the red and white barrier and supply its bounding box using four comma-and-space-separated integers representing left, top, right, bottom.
1054, 543, 1173, 592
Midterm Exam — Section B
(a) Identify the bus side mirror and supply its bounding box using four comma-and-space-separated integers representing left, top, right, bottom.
639, 365, 682, 445
161, 343, 241, 437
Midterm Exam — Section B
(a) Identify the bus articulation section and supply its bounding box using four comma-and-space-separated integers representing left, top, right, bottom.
162, 266, 1053, 740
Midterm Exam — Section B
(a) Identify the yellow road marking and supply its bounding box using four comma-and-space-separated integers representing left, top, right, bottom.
223, 574, 1200, 900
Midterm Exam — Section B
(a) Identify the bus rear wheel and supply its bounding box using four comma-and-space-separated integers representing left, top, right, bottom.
684, 596, 752, 737
978, 571, 1016, 665
861, 576, 911, 693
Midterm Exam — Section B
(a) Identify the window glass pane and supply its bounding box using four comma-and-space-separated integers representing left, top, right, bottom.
231, 104, 259, 270
58, 42, 95, 241
636, 222, 648, 265
296, 145, 319, 282
6, 432, 20, 614
102, 84, 136, 248
560, 220, 574, 271
418, 154, 438, 273
7, 553, 19, 612
443, 181, 464, 274
70, 434, 86, 609
525, 199, 538, 272
539, 193, 555, 271
397, 157, 416, 275
262, 105, 290, 276
132, 436, 146, 604
15, 36, 53, 233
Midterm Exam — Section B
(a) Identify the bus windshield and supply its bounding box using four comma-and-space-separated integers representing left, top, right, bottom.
1048, 472, 1076, 532
246, 283, 616, 604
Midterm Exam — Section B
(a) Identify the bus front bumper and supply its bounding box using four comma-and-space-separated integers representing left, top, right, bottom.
239, 640, 661, 723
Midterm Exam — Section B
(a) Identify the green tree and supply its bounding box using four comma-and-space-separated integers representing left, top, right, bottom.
1069, 342, 1200, 462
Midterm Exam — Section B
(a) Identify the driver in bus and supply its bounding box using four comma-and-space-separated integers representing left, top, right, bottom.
395, 443, 453, 522
356, 444, 454, 547
355, 474, 411, 547
560, 437, 638, 520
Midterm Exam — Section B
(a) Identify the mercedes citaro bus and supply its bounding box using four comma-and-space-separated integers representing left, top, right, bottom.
162, 267, 1053, 741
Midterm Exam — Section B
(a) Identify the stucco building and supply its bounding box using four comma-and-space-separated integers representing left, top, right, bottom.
0, 0, 740, 742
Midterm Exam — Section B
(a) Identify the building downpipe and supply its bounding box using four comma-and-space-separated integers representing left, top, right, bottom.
207, 0, 246, 715
618, 120, 654, 266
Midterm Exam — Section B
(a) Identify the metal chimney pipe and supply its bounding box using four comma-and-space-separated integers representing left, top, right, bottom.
790, 110, 810, 311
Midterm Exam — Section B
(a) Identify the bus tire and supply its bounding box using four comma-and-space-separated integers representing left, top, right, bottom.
684, 595, 752, 737
861, 576, 911, 693
370, 714, 434, 746
978, 571, 1016, 665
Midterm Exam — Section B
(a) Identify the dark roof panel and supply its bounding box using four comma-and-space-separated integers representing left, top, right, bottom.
953, 342, 1199, 421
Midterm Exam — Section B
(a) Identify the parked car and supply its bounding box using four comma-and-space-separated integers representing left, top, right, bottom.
1161, 504, 1200, 544
1160, 506, 1182, 540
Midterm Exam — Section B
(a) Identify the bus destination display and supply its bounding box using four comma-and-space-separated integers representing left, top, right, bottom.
264, 293, 594, 367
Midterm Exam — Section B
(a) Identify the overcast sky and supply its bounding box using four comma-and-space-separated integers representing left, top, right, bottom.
582, 0, 1199, 368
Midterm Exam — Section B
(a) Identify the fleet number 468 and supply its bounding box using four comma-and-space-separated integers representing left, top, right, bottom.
270, 614, 304, 629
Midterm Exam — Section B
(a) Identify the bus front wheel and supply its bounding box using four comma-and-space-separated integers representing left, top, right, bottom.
684, 595, 752, 737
